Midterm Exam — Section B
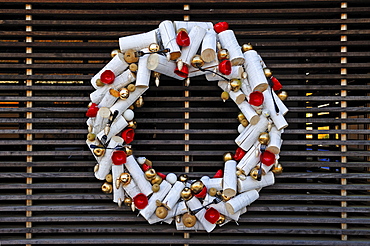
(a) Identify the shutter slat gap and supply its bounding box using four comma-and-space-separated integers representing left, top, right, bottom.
340, 1, 348, 241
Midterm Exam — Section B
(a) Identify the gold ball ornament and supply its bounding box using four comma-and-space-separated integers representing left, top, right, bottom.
221, 91, 229, 101
152, 183, 160, 192
119, 88, 130, 100
127, 120, 137, 129
109, 88, 120, 98
93, 146, 105, 157
263, 68, 272, 78
150, 174, 163, 185
105, 174, 113, 183
124, 197, 133, 207
223, 152, 233, 162
217, 49, 229, 60
179, 174, 188, 182
127, 84, 136, 92
180, 187, 193, 201
208, 187, 218, 197
155, 206, 168, 219
242, 43, 253, 52
149, 43, 160, 52
125, 146, 133, 156
123, 49, 139, 63
272, 163, 283, 175
182, 213, 197, 228
240, 118, 249, 127
258, 132, 270, 145
111, 49, 121, 58
119, 172, 131, 185
190, 55, 205, 68
101, 182, 113, 194
277, 90, 288, 101
95, 78, 104, 87
190, 180, 204, 194
216, 214, 226, 225
129, 63, 138, 72
87, 133, 96, 141
144, 168, 157, 180
229, 78, 242, 92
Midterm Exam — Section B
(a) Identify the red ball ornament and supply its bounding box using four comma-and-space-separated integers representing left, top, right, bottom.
174, 64, 189, 78
176, 30, 190, 47
249, 91, 264, 106
218, 59, 232, 75
260, 150, 276, 166
194, 186, 207, 199
157, 172, 166, 180
141, 163, 150, 172
270, 76, 283, 91
233, 147, 246, 161
204, 207, 220, 224
133, 193, 148, 209
86, 103, 99, 117
100, 70, 115, 84
213, 169, 223, 178
111, 150, 127, 165
214, 22, 229, 33
121, 128, 135, 144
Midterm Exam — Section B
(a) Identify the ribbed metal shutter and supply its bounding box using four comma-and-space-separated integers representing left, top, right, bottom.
0, 0, 369, 245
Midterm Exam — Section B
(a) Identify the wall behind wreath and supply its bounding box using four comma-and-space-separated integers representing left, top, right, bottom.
0, 0, 369, 245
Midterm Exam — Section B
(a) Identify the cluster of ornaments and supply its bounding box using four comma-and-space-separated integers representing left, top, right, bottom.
86, 20, 289, 232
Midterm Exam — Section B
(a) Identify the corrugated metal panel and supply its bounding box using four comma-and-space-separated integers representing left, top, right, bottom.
0, 0, 369, 245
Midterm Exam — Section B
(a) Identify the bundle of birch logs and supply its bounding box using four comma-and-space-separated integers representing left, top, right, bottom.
86, 20, 289, 232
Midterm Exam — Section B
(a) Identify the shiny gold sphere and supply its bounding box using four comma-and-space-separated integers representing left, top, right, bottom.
277, 90, 288, 101
152, 183, 160, 192
127, 120, 137, 129
190, 180, 204, 194
216, 214, 226, 224
179, 174, 188, 182
272, 163, 283, 174
180, 187, 193, 201
119, 172, 131, 185
124, 197, 133, 207
105, 174, 113, 183
237, 112, 246, 122
127, 84, 136, 92
241, 118, 249, 127
229, 78, 242, 92
149, 43, 160, 52
190, 55, 205, 68
221, 91, 229, 101
87, 133, 96, 141
93, 146, 105, 157
123, 49, 139, 63
250, 167, 259, 180
182, 213, 196, 227
263, 68, 272, 78
101, 182, 113, 193
258, 132, 270, 145
119, 88, 130, 100
217, 49, 229, 60
208, 187, 218, 197
242, 43, 253, 52
145, 168, 157, 180
109, 88, 120, 98
155, 206, 168, 219
150, 174, 163, 185
111, 49, 121, 58
95, 78, 104, 87
223, 152, 233, 162
125, 146, 133, 156
129, 63, 138, 72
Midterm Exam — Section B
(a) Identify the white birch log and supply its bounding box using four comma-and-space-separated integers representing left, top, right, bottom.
94, 136, 123, 180
112, 163, 125, 204
186, 196, 216, 233
98, 88, 119, 108
175, 200, 189, 216
210, 202, 241, 221
205, 65, 244, 81
261, 163, 274, 175
236, 141, 261, 175
109, 86, 149, 116
218, 30, 244, 66
225, 189, 259, 214
243, 50, 268, 92
90, 86, 109, 104
159, 20, 181, 61
86, 139, 102, 163
135, 48, 151, 88
235, 115, 268, 151
241, 78, 252, 96
119, 29, 158, 53
188, 60, 219, 77
162, 181, 185, 210
91, 53, 128, 89
122, 177, 141, 198
238, 171, 275, 193
86, 117, 95, 132
201, 29, 217, 62
176, 220, 205, 231
178, 25, 207, 65
147, 53, 185, 80
92, 107, 111, 134
174, 21, 213, 33
200, 176, 223, 191
263, 88, 288, 130
147, 202, 178, 224
223, 160, 237, 197
140, 180, 171, 220
112, 69, 136, 90
96, 115, 128, 145
273, 90, 289, 116
124, 155, 153, 196
266, 125, 282, 154
237, 101, 260, 125
217, 80, 246, 105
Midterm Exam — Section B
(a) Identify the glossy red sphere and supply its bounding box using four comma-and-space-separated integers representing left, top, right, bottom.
86, 103, 99, 117
111, 150, 127, 165
260, 150, 276, 166
214, 22, 229, 33
205, 207, 220, 224
218, 59, 232, 75
133, 193, 148, 209
176, 30, 190, 47
174, 64, 189, 78
100, 70, 115, 84
233, 147, 246, 161
121, 128, 135, 144
271, 76, 283, 91
213, 169, 223, 178
249, 91, 264, 106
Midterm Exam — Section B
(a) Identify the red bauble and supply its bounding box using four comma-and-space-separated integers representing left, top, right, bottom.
260, 150, 276, 166
133, 193, 148, 209
194, 186, 207, 199
174, 64, 189, 78
121, 128, 135, 144
141, 163, 150, 172
270, 76, 283, 91
218, 60, 232, 75
100, 70, 115, 84
111, 150, 127, 165
249, 91, 264, 106
86, 103, 99, 117
213, 169, 223, 178
233, 147, 246, 161
176, 30, 190, 47
204, 207, 220, 224
157, 172, 166, 180
214, 22, 229, 33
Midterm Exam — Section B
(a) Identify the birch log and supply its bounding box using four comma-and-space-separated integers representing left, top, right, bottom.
273, 90, 289, 116
96, 115, 128, 145
201, 29, 217, 63
112, 163, 125, 204
124, 155, 153, 196
86, 117, 95, 133
223, 160, 237, 197
98, 88, 119, 108
263, 88, 288, 130
243, 50, 268, 92
235, 115, 269, 151
218, 30, 245, 66
90, 86, 109, 105
174, 21, 213, 33
112, 70, 136, 90
91, 53, 128, 89
225, 189, 259, 214
266, 125, 282, 154
109, 86, 149, 116
94, 136, 123, 180
210, 202, 241, 221
92, 107, 111, 134
159, 20, 181, 61
140, 180, 171, 220
237, 101, 260, 125
218, 80, 246, 105
205, 65, 244, 81
147, 53, 185, 80
119, 29, 158, 53
178, 25, 207, 65
122, 176, 141, 198
135, 48, 151, 88
186, 196, 216, 233
200, 176, 223, 191
162, 181, 185, 210
238, 171, 275, 193
236, 141, 261, 175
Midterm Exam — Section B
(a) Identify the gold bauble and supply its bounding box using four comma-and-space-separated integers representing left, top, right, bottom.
149, 43, 160, 53
129, 63, 138, 72
152, 183, 160, 193
229, 78, 242, 92
119, 172, 131, 185
125, 146, 133, 156
258, 132, 270, 145
119, 88, 130, 100
179, 174, 188, 182
250, 167, 259, 180
155, 206, 168, 219
95, 79, 104, 87
277, 90, 288, 101
242, 43, 253, 52
272, 163, 283, 175
124, 197, 133, 207
182, 213, 196, 227
223, 152, 233, 162
241, 118, 249, 127
109, 88, 120, 98
150, 174, 163, 185
123, 49, 139, 63
127, 120, 137, 129
190, 55, 205, 68
237, 112, 246, 122
111, 49, 121, 58
101, 182, 113, 194
93, 146, 105, 157
87, 133, 96, 141
263, 68, 272, 78
180, 187, 193, 200
144, 168, 157, 180
216, 214, 226, 224
221, 91, 229, 101
105, 174, 113, 183
208, 187, 218, 197
217, 49, 229, 60
127, 84, 136, 92
190, 180, 204, 194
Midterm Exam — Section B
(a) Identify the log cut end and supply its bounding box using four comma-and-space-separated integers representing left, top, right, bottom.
201, 48, 216, 63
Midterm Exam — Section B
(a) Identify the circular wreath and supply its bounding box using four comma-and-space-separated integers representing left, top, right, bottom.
86, 20, 289, 232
